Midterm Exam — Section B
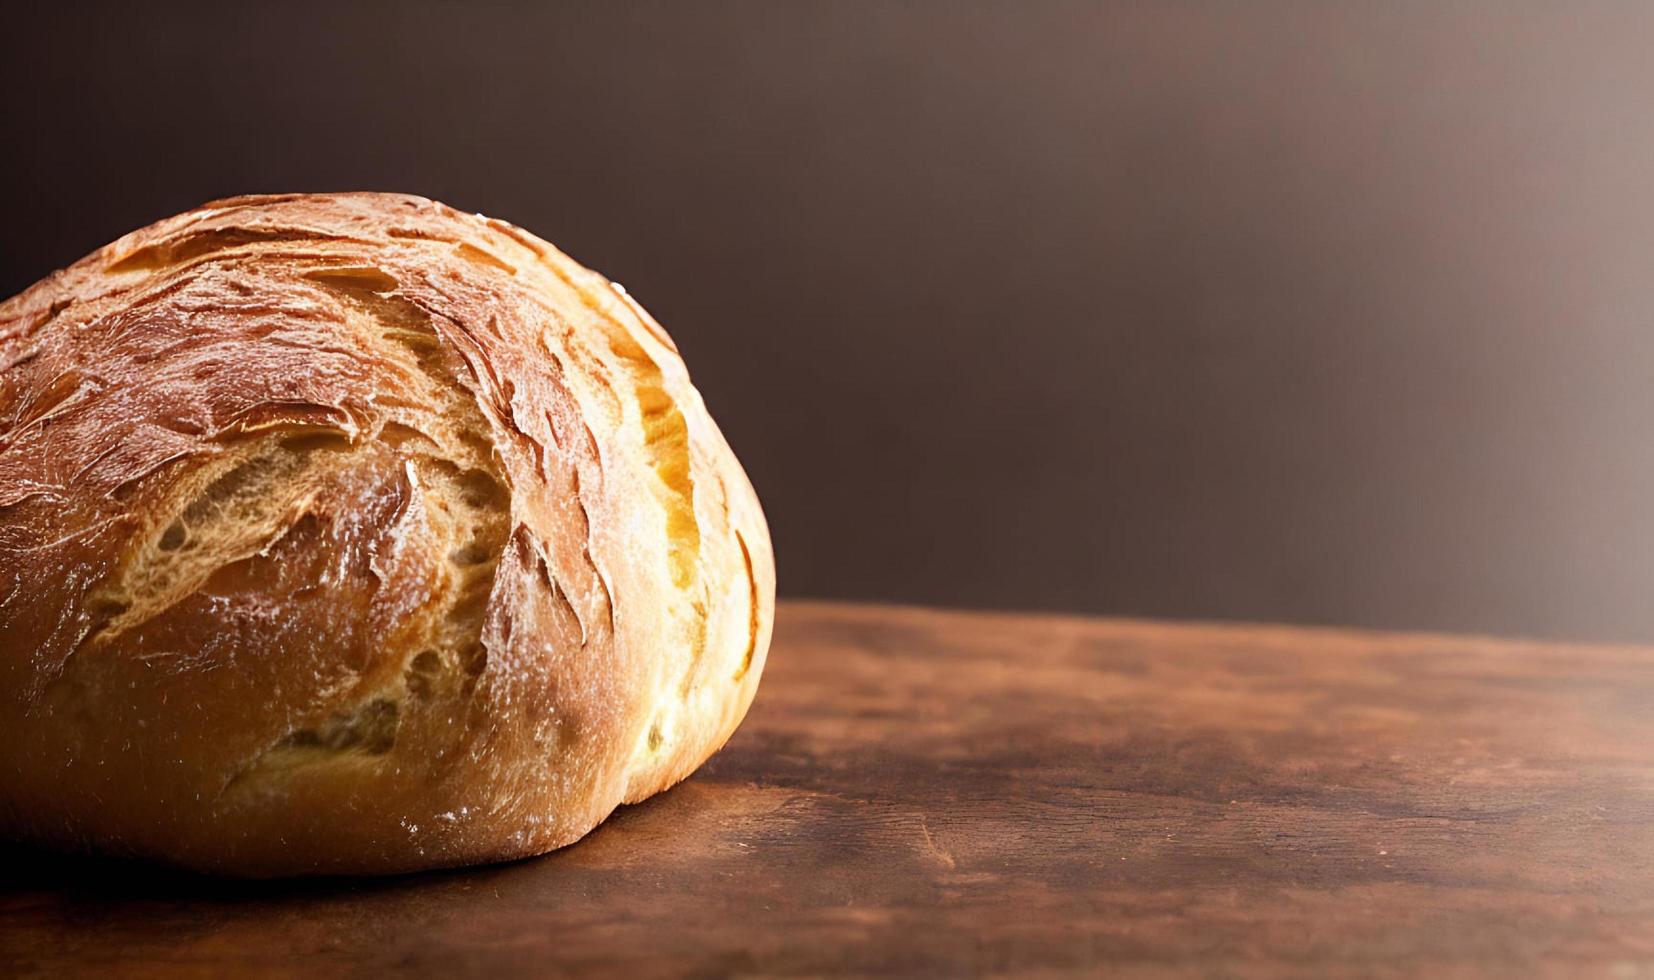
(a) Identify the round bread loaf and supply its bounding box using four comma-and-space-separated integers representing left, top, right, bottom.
0, 193, 774, 876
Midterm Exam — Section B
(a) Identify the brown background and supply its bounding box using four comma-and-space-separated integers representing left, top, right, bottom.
6, 1, 1654, 642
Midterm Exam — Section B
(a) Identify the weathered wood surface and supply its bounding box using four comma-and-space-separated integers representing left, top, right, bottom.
3, 600, 1653, 977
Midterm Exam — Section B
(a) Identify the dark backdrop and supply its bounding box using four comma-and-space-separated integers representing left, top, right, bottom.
7, 1, 1654, 642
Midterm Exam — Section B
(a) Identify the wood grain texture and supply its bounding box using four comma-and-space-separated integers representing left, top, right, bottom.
2, 600, 1653, 978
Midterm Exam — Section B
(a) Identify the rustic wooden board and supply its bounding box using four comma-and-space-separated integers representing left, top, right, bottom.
3, 600, 1653, 977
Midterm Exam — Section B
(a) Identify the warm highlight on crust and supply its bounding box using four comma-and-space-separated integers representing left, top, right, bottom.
0, 193, 775, 876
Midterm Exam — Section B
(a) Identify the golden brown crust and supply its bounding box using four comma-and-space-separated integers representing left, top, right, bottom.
0, 193, 775, 876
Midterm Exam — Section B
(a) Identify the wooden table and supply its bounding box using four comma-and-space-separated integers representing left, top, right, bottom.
4, 601, 1653, 977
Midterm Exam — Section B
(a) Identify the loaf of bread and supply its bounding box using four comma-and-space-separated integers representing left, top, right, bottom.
0, 193, 774, 876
